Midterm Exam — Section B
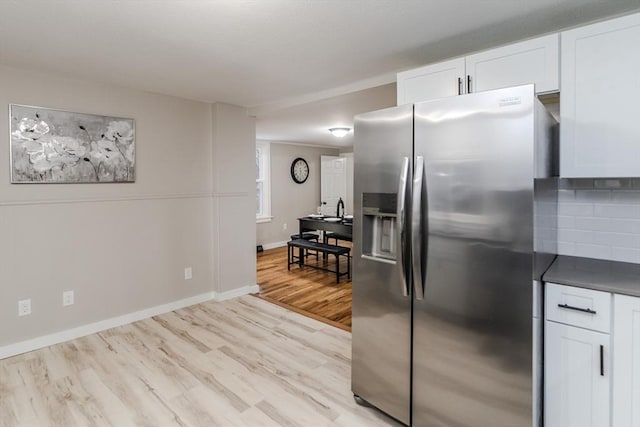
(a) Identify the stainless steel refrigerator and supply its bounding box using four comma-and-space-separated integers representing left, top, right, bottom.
351, 85, 557, 427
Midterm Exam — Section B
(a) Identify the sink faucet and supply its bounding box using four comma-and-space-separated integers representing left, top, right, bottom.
336, 197, 345, 219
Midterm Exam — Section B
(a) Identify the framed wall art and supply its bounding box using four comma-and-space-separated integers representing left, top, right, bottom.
9, 104, 135, 183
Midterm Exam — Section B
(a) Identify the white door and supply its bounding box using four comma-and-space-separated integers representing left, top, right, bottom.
545, 321, 611, 427
396, 57, 465, 105
320, 155, 346, 216
613, 294, 640, 427
342, 153, 354, 215
465, 33, 559, 94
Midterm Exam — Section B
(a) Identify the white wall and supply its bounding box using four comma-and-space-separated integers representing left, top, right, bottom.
557, 179, 640, 263
0, 66, 256, 351
256, 142, 339, 246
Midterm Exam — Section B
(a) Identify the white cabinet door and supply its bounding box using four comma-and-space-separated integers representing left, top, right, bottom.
545, 321, 610, 427
560, 12, 640, 177
397, 34, 560, 105
396, 58, 465, 105
466, 34, 559, 94
613, 294, 640, 427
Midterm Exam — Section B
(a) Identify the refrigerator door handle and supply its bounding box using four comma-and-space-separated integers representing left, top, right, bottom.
412, 155, 425, 300
397, 157, 410, 297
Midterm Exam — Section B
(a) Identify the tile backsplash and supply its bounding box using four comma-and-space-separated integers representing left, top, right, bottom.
557, 179, 640, 263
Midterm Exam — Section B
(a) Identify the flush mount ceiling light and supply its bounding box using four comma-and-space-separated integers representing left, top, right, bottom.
328, 127, 351, 138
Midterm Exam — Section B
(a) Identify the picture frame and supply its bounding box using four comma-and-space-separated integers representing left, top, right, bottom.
9, 104, 135, 183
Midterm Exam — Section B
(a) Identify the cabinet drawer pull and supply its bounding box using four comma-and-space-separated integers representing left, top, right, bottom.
557, 303, 596, 314
600, 345, 604, 376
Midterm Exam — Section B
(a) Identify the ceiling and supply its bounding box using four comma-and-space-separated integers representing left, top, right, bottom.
256, 83, 396, 148
1, 0, 638, 147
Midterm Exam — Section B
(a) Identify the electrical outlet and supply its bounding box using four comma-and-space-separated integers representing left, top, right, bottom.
184, 267, 193, 280
18, 299, 31, 316
63, 290, 74, 306
283, 223, 287, 230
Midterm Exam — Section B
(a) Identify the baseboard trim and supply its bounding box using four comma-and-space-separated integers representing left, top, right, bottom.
214, 284, 260, 301
262, 241, 288, 250
0, 285, 258, 360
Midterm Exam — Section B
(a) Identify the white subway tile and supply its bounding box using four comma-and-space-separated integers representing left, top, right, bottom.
557, 216, 575, 229
558, 203, 594, 217
537, 214, 557, 229
536, 202, 557, 216
537, 227, 555, 241
574, 243, 610, 259
558, 229, 593, 244
574, 217, 612, 232
594, 204, 640, 219
609, 219, 640, 234
542, 240, 557, 253
610, 247, 640, 263
557, 241, 575, 255
592, 232, 638, 248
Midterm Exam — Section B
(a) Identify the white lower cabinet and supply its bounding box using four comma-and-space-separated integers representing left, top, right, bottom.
544, 283, 612, 427
613, 294, 640, 427
545, 320, 610, 427
544, 283, 640, 427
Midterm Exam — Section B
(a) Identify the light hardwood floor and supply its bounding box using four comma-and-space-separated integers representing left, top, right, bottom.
0, 296, 400, 427
256, 246, 352, 331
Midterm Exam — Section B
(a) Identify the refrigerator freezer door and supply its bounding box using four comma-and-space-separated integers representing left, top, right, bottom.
352, 104, 413, 425
412, 85, 535, 427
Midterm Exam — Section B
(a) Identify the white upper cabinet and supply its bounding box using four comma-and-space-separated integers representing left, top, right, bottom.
465, 33, 559, 94
560, 12, 640, 177
397, 34, 559, 105
397, 58, 465, 105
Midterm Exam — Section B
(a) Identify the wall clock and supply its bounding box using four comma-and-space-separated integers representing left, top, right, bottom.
291, 157, 309, 184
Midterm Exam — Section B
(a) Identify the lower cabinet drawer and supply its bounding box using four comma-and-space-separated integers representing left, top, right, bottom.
546, 282, 611, 333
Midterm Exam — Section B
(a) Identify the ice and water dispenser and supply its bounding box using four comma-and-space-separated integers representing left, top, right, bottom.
361, 193, 397, 262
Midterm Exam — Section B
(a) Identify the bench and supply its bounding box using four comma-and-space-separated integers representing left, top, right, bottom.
290, 232, 320, 260
287, 239, 351, 283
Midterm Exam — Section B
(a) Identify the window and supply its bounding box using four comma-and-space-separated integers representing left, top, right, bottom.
256, 141, 271, 222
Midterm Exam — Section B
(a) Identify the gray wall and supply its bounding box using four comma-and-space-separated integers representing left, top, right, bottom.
558, 179, 640, 263
0, 66, 255, 348
256, 142, 339, 246
212, 104, 256, 292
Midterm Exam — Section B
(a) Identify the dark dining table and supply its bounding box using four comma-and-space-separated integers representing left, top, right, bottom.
297, 216, 353, 242
297, 216, 353, 261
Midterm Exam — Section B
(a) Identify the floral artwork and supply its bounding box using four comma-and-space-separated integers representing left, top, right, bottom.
10, 104, 135, 183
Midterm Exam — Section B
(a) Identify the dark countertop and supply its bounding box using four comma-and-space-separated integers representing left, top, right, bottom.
543, 255, 640, 297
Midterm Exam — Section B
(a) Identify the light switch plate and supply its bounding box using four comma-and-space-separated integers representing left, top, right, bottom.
184, 267, 193, 280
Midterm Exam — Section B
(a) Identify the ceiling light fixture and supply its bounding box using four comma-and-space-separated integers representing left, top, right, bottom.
328, 127, 350, 138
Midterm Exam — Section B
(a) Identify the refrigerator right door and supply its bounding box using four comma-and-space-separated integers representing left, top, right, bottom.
412, 85, 535, 427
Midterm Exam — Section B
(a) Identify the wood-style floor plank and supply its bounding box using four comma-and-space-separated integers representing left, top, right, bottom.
0, 296, 400, 427
255, 246, 352, 331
